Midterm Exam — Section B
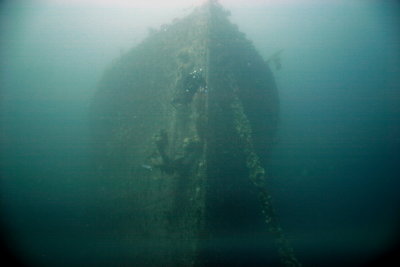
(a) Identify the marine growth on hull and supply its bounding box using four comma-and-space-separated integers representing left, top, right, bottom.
90, 1, 300, 266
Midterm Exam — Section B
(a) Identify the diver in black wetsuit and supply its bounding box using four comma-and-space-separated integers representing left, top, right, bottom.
172, 69, 206, 107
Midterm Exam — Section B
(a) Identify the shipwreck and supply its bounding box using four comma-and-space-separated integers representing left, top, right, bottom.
90, 1, 300, 266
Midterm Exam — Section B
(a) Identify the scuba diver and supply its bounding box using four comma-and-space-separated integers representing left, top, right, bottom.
172, 68, 206, 108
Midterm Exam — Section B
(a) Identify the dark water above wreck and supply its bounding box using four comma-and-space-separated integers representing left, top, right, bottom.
1, 0, 399, 266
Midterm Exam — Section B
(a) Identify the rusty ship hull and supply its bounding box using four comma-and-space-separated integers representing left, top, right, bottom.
90, 2, 298, 266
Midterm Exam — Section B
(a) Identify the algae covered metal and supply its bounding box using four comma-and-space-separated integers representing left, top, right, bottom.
91, 1, 300, 266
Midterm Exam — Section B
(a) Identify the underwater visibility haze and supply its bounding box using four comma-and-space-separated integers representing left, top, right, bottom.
1, 0, 400, 266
